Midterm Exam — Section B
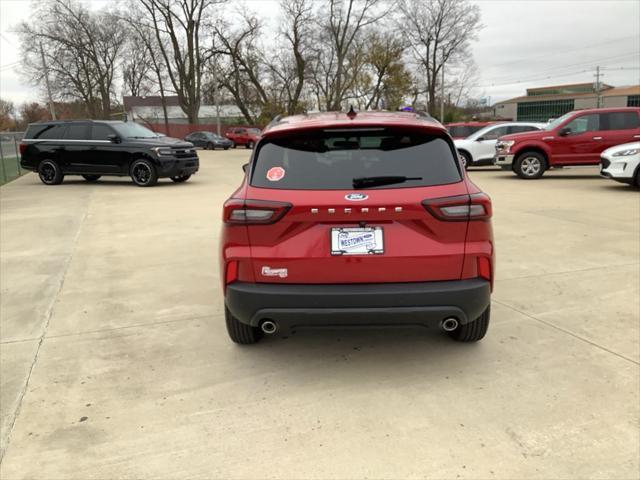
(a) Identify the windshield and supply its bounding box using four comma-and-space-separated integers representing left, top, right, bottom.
250, 129, 461, 190
112, 122, 159, 139
545, 112, 573, 131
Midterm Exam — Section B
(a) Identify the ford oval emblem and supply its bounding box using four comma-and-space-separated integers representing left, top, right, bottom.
345, 193, 368, 201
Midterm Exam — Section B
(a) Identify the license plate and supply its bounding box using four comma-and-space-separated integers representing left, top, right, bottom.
330, 227, 384, 255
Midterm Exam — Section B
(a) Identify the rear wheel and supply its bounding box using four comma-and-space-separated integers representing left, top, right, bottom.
458, 151, 472, 170
38, 160, 64, 185
225, 307, 263, 344
514, 151, 546, 179
130, 159, 158, 187
171, 174, 191, 183
247, 140, 254, 149
449, 306, 490, 342
82, 174, 101, 182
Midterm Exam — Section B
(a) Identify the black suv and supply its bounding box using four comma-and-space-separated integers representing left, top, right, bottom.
20, 120, 199, 187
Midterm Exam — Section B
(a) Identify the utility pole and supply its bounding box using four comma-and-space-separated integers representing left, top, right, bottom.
594, 66, 604, 108
39, 42, 57, 120
440, 49, 445, 122
213, 80, 221, 136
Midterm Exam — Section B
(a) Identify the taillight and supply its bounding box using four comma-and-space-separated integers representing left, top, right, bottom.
477, 257, 492, 282
225, 260, 238, 284
223, 199, 292, 225
423, 193, 492, 221
19, 142, 27, 155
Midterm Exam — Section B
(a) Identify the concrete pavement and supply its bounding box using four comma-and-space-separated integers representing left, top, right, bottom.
1, 151, 638, 479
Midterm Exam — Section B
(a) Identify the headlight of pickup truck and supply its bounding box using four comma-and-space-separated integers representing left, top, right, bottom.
495, 140, 515, 153
613, 148, 638, 157
151, 147, 174, 156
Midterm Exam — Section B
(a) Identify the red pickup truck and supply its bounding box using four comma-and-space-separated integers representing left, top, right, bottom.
494, 107, 640, 179
225, 127, 262, 149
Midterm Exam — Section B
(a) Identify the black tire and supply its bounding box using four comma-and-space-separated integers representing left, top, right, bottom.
206, 142, 214, 150
38, 160, 64, 185
449, 306, 490, 342
130, 158, 158, 187
82, 174, 101, 182
514, 151, 546, 179
224, 146, 229, 150
246, 140, 254, 149
225, 307, 263, 344
232, 142, 237, 149
459, 151, 472, 170
171, 174, 191, 183
633, 166, 640, 188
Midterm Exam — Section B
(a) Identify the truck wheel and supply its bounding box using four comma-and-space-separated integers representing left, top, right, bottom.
246, 140, 254, 149
38, 160, 64, 185
82, 174, 101, 182
449, 306, 490, 342
130, 159, 158, 187
225, 307, 263, 344
514, 152, 546, 179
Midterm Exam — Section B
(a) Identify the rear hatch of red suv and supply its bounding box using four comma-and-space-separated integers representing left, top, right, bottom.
227, 124, 482, 285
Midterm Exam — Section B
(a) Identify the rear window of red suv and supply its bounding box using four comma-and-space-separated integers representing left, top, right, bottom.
250, 129, 461, 190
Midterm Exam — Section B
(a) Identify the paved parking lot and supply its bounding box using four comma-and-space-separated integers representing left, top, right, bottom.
1, 150, 638, 479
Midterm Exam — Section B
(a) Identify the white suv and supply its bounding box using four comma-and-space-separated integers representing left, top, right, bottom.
600, 142, 640, 187
454, 122, 545, 168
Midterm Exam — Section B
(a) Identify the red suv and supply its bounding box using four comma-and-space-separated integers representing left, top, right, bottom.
225, 127, 261, 149
220, 111, 494, 344
495, 107, 640, 179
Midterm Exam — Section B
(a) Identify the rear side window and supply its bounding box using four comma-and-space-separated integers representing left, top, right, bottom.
32, 124, 66, 139
90, 124, 114, 140
64, 123, 89, 140
603, 112, 639, 130
481, 126, 509, 140
25, 124, 50, 139
250, 129, 461, 190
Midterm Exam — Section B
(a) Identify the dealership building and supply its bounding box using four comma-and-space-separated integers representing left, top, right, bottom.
493, 83, 640, 122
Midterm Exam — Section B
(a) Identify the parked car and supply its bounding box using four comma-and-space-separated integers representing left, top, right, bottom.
445, 121, 494, 140
600, 141, 640, 186
184, 131, 233, 150
20, 120, 198, 187
225, 127, 261, 149
220, 110, 494, 344
455, 122, 545, 168
495, 107, 640, 179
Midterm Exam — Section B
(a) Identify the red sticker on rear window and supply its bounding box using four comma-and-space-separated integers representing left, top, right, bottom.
266, 167, 285, 182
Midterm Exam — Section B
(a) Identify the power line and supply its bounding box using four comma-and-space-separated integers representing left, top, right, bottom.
481, 35, 640, 69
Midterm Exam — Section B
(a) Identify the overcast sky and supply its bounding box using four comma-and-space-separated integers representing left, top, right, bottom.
1, 0, 639, 107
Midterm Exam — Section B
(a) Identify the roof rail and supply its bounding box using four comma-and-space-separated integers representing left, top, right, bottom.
265, 114, 284, 130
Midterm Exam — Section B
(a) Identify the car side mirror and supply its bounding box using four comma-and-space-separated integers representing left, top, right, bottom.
242, 163, 249, 173
107, 134, 121, 143
558, 127, 571, 137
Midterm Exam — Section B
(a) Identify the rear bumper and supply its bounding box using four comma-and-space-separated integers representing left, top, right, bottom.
225, 279, 491, 334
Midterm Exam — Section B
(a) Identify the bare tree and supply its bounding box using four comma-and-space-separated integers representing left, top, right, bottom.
138, 0, 222, 124
17, 0, 126, 118
122, 41, 154, 97
0, 99, 16, 130
309, 0, 388, 111
398, 0, 482, 117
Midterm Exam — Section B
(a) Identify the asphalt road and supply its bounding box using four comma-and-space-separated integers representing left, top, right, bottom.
1, 150, 638, 479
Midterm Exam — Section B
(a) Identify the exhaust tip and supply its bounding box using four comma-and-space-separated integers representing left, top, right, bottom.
261, 320, 278, 334
441, 317, 459, 332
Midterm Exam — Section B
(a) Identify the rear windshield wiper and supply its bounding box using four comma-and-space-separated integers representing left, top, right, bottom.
352, 175, 422, 189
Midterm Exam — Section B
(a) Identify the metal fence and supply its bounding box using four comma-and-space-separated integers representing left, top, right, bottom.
0, 132, 26, 186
